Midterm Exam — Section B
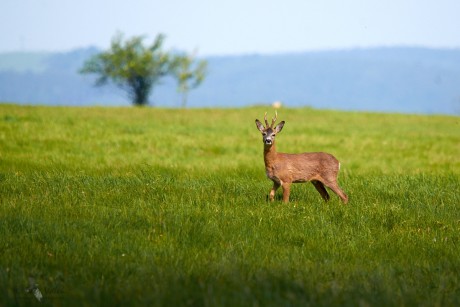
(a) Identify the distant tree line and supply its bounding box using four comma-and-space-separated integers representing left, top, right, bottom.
80, 33, 207, 107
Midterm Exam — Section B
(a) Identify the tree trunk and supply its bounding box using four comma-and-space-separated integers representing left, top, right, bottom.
130, 76, 151, 106
181, 93, 188, 108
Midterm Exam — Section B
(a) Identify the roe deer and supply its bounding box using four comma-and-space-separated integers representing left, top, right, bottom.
255, 112, 348, 204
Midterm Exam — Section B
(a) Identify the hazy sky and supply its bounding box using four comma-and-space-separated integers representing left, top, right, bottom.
1, 0, 460, 55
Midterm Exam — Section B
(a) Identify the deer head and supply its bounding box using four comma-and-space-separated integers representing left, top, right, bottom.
255, 112, 285, 147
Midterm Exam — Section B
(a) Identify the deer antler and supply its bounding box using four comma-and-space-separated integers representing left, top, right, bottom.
271, 111, 278, 128
264, 112, 269, 128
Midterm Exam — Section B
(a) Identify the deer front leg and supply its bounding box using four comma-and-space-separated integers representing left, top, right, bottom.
269, 181, 280, 202
282, 182, 291, 203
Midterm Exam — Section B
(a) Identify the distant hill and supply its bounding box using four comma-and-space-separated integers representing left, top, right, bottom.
0, 47, 459, 114
0, 52, 49, 72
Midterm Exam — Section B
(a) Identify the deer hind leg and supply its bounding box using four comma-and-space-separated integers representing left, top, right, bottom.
281, 182, 291, 203
312, 180, 330, 202
322, 180, 348, 204
269, 181, 281, 202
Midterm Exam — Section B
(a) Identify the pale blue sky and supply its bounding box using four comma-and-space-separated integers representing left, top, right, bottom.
1, 0, 460, 55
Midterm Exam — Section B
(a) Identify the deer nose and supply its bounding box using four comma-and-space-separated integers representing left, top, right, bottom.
264, 139, 273, 145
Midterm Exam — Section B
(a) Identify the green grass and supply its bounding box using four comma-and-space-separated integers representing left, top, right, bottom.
1, 104, 459, 306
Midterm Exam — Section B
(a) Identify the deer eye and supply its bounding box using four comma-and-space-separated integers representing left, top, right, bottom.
262, 132, 267, 136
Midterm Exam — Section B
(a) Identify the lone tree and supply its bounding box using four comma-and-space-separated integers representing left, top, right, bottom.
171, 52, 207, 108
80, 33, 207, 106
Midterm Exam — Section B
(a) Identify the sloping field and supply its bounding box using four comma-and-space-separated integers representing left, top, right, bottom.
1, 105, 459, 306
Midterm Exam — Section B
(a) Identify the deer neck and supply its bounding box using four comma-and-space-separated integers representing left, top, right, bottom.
263, 142, 278, 167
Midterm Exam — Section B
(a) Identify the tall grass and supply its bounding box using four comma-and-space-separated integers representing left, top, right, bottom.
1, 104, 459, 306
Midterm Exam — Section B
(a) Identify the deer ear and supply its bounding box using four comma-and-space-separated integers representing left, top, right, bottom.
255, 119, 265, 132
275, 121, 285, 133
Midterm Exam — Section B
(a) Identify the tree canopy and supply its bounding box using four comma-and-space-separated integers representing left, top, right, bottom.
171, 53, 207, 107
80, 33, 207, 106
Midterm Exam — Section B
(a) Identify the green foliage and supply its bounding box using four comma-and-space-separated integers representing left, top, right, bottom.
0, 105, 459, 306
171, 53, 208, 107
80, 33, 207, 106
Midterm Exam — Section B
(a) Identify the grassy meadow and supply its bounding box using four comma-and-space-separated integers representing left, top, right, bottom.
0, 104, 459, 306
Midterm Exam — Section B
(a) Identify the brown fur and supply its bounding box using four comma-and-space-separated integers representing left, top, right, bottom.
256, 113, 348, 204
